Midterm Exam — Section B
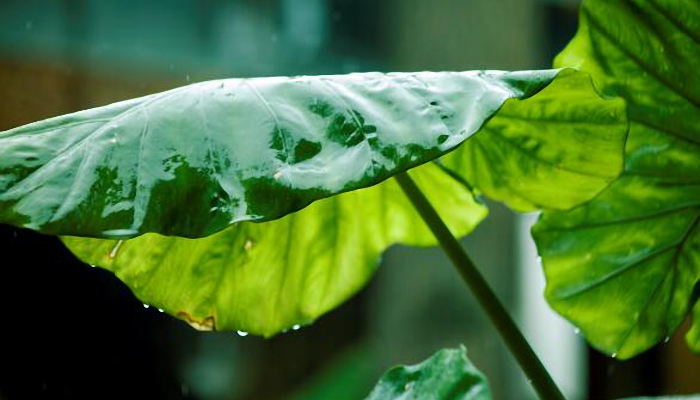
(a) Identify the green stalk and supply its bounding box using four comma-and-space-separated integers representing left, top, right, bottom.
395, 171, 565, 400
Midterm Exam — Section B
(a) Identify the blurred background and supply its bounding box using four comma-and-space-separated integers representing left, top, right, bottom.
0, 0, 699, 399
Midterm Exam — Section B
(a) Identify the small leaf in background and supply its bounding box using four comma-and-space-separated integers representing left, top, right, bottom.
617, 396, 700, 400
0, 70, 561, 239
534, 0, 700, 358
364, 346, 491, 400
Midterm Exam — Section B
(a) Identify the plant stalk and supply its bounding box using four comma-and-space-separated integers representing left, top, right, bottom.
395, 171, 565, 400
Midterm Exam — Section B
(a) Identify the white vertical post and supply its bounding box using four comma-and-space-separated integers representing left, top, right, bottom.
516, 213, 588, 400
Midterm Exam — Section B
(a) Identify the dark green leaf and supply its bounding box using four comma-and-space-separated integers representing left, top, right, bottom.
533, 0, 700, 358
0, 70, 563, 239
364, 346, 491, 400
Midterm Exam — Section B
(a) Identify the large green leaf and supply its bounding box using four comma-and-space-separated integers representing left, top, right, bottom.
364, 346, 491, 400
1, 68, 629, 335
533, 0, 700, 358
62, 164, 487, 335
441, 68, 627, 212
0, 70, 562, 239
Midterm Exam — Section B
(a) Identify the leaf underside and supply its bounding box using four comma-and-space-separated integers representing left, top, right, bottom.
534, 0, 700, 358
62, 164, 487, 336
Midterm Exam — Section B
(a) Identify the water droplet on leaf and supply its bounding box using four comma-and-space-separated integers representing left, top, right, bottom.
237, 330, 248, 337
244, 239, 254, 251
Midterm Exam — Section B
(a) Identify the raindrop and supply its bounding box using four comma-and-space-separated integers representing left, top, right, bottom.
292, 324, 301, 331
664, 336, 670, 343
143, 304, 150, 309
158, 308, 164, 313
574, 328, 580, 335
237, 330, 248, 337
404, 381, 415, 391
185, 73, 190, 82
244, 239, 254, 251
90, 264, 97, 268
611, 353, 617, 358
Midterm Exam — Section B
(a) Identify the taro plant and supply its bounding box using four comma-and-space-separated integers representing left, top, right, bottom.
0, 0, 698, 398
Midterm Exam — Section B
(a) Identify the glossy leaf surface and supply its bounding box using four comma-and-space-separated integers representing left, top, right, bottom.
534, 0, 700, 358
0, 70, 561, 239
364, 346, 490, 400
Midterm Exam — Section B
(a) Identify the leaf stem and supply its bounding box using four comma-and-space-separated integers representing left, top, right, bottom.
395, 171, 565, 400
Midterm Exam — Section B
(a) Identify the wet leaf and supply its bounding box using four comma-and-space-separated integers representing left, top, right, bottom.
0, 70, 562, 239
1, 67, 628, 335
364, 346, 491, 400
